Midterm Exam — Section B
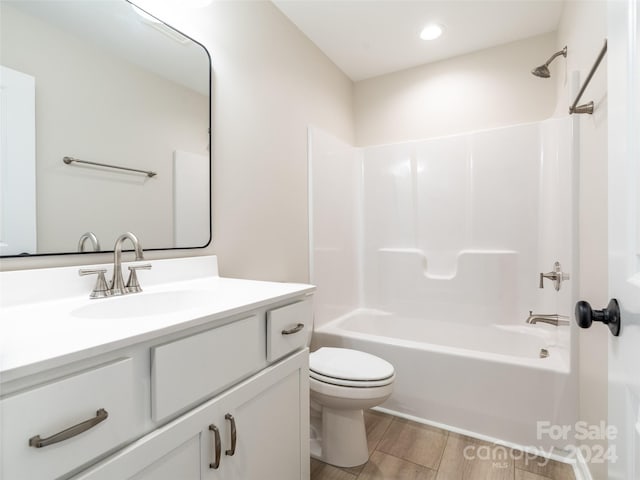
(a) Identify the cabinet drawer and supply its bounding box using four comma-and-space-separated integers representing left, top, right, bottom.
151, 314, 265, 421
267, 298, 313, 362
0, 358, 138, 480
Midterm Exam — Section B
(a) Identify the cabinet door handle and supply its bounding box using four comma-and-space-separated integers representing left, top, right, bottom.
225, 413, 237, 456
209, 424, 221, 469
29, 408, 108, 448
281, 323, 305, 335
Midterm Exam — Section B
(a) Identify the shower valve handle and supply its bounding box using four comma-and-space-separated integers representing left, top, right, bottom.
539, 261, 570, 291
575, 299, 621, 336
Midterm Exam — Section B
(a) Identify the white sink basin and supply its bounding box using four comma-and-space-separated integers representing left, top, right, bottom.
71, 290, 212, 319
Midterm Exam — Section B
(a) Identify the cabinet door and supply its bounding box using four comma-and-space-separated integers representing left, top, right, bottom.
215, 367, 305, 480
208, 348, 309, 480
129, 434, 202, 480
74, 349, 309, 480
72, 398, 216, 480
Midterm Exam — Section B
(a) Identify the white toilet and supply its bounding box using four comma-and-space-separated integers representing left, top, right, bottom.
309, 347, 395, 468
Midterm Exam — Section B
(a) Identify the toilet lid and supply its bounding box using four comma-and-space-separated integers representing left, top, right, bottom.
309, 347, 394, 382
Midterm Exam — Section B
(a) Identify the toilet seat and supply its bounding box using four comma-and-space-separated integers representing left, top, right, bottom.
310, 370, 394, 388
310, 347, 395, 388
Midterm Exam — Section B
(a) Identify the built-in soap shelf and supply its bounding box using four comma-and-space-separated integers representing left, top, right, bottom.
375, 248, 519, 321
377, 248, 518, 279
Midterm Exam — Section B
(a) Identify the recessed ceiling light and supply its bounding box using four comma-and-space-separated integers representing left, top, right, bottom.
420, 23, 443, 41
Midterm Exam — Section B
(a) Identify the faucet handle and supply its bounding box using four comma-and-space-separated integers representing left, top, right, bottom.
126, 263, 152, 293
79, 268, 111, 299
539, 261, 570, 291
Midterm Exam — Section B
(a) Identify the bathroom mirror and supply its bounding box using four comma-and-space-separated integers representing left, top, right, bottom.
0, 0, 211, 257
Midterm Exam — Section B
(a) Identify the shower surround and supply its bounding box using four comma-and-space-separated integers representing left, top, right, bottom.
309, 118, 577, 450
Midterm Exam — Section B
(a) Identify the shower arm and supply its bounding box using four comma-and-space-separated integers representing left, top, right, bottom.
569, 39, 607, 115
544, 48, 566, 67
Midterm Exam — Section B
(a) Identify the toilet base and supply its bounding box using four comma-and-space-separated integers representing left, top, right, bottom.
310, 406, 369, 468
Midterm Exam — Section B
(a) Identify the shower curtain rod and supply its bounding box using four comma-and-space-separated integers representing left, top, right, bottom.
569, 39, 607, 115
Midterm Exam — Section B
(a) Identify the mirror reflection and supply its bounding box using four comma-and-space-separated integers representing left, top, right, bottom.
0, 0, 211, 256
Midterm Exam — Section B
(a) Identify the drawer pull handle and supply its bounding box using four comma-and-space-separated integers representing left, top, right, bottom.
28, 408, 108, 448
281, 323, 305, 335
209, 424, 221, 469
225, 413, 237, 456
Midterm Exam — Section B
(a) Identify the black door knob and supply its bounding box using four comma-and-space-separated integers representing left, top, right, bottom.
574, 299, 621, 336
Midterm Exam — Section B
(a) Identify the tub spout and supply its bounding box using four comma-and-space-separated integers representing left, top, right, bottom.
526, 311, 570, 326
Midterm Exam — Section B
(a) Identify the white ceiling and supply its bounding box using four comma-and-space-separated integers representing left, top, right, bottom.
272, 0, 565, 81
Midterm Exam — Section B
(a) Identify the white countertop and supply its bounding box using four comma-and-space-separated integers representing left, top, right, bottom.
0, 256, 314, 382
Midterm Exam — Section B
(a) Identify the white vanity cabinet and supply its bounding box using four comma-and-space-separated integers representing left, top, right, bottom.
72, 349, 308, 480
0, 257, 314, 480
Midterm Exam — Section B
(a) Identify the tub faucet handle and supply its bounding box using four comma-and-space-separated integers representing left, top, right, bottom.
539, 261, 570, 291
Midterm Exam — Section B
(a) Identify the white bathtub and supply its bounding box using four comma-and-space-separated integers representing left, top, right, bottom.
312, 309, 576, 449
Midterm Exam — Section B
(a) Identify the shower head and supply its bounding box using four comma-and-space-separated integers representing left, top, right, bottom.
532, 64, 551, 78
531, 46, 567, 78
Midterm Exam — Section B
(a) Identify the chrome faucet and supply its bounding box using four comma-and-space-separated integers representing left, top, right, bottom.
77, 232, 101, 252
110, 232, 149, 296
539, 261, 570, 291
79, 232, 151, 298
526, 311, 570, 326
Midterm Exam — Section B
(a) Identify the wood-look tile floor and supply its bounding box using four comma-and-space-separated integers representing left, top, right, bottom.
310, 410, 576, 480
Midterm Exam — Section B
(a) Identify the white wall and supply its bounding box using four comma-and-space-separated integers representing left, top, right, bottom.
199, 1, 354, 282
0, 1, 355, 281
354, 33, 558, 147
1, 4, 208, 253
554, 2, 609, 479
